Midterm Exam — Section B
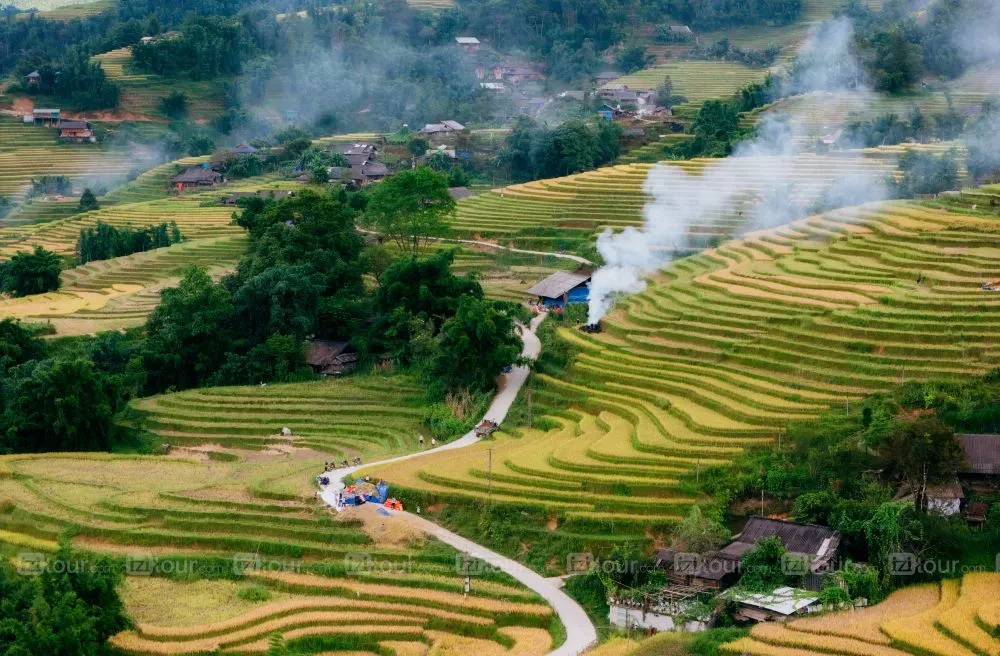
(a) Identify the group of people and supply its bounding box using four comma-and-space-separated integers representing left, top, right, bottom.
323, 457, 362, 471
417, 434, 437, 448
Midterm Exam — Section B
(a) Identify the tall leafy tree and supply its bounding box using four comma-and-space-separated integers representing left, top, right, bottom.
1, 358, 118, 453
142, 266, 236, 392
363, 167, 454, 255
0, 246, 62, 297
429, 296, 522, 393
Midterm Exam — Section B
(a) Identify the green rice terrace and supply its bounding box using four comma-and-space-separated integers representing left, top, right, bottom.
0, 116, 135, 200
371, 199, 1000, 548
91, 48, 227, 121
450, 147, 920, 254
0, 374, 560, 654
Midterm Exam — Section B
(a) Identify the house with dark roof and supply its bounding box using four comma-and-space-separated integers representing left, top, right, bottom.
656, 517, 841, 591
171, 167, 223, 191
231, 143, 259, 155
594, 71, 621, 84
957, 434, 1000, 476
502, 66, 544, 84
306, 340, 357, 376
25, 70, 40, 85
448, 187, 473, 201
352, 161, 389, 185
334, 143, 377, 167
58, 120, 94, 143
526, 271, 591, 307
421, 120, 467, 136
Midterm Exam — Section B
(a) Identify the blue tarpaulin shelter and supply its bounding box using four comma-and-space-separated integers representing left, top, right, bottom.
527, 271, 591, 308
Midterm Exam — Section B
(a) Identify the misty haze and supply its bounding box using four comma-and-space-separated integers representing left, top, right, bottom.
0, 0, 998, 654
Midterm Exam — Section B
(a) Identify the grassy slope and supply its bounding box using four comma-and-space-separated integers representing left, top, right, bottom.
91, 47, 226, 121
0, 391, 558, 655
373, 197, 1000, 561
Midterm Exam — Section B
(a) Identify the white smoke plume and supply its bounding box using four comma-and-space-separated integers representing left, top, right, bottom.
585, 18, 891, 325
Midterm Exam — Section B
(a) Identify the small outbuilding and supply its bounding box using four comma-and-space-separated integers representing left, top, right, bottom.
306, 340, 358, 376
230, 143, 259, 155
171, 167, 223, 191
729, 587, 821, 623
455, 36, 481, 53
32, 108, 61, 126
25, 70, 40, 85
926, 480, 964, 516
526, 271, 591, 308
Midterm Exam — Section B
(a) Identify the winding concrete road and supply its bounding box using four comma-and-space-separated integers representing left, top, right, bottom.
317, 313, 599, 655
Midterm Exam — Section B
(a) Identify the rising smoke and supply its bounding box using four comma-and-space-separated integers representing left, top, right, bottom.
587, 18, 885, 325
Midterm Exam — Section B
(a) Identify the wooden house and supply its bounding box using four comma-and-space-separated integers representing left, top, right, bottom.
32, 108, 60, 126
306, 340, 357, 376
171, 167, 223, 192
58, 120, 95, 143
455, 36, 481, 53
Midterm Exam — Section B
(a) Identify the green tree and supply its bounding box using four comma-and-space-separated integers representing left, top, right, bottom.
159, 90, 188, 119
0, 318, 45, 370
363, 167, 454, 254
0, 358, 118, 453
0, 246, 62, 297
882, 416, 965, 510
671, 505, 730, 553
142, 266, 236, 392
617, 44, 649, 73
739, 536, 788, 592
0, 548, 128, 654
78, 188, 99, 212
429, 296, 523, 394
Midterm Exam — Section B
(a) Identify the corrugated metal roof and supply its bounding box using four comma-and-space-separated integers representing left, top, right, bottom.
526, 271, 590, 299
958, 434, 1000, 474
729, 587, 818, 615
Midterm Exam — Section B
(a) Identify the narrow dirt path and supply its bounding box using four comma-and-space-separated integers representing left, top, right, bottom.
317, 314, 599, 655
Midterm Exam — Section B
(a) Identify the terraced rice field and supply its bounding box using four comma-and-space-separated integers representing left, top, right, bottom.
451, 149, 907, 253
423, 242, 583, 302
765, 82, 1000, 137
722, 574, 1000, 656
0, 117, 135, 199
0, 195, 241, 258
0, 234, 247, 335
0, 413, 557, 655
128, 376, 428, 457
374, 200, 1000, 530
406, 0, 454, 8
607, 61, 768, 113
91, 48, 226, 120
10, 0, 113, 16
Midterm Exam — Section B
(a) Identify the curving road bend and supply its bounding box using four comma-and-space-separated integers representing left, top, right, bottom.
317, 313, 599, 655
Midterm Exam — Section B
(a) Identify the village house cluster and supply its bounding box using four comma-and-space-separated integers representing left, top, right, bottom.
23, 107, 95, 143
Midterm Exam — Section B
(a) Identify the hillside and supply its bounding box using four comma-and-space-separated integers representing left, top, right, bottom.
0, 375, 560, 655
722, 573, 1000, 656
91, 47, 226, 121
371, 197, 1000, 544
450, 146, 953, 255
0, 116, 137, 201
